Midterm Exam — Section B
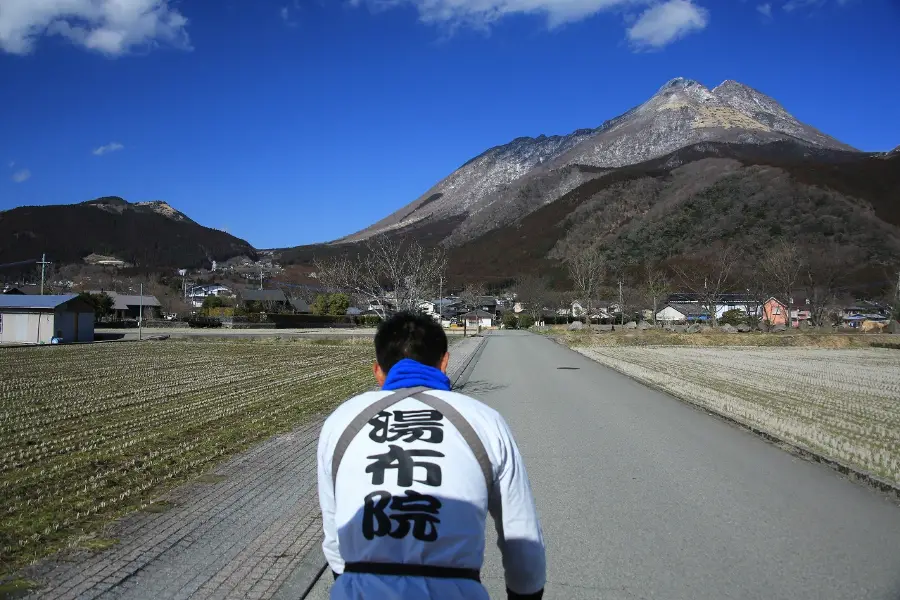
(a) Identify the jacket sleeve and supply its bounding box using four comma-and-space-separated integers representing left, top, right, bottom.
487, 415, 546, 598
317, 419, 344, 574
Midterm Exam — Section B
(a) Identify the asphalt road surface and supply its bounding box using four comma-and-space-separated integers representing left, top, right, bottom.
308, 330, 900, 600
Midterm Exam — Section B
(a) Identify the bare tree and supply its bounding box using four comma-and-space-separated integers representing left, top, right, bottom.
673, 245, 737, 328
459, 282, 487, 312
760, 240, 804, 329
566, 242, 606, 325
313, 234, 446, 320
643, 264, 671, 326
553, 289, 577, 322
515, 274, 552, 322
804, 244, 857, 327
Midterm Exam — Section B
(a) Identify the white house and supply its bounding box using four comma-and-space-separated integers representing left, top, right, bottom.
656, 303, 707, 324
664, 293, 761, 320
462, 309, 493, 329
188, 284, 233, 308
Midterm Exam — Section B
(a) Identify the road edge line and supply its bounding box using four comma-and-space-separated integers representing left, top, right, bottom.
452, 335, 489, 388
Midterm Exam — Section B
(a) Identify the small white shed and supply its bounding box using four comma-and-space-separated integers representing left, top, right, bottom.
0, 295, 95, 344
462, 310, 493, 329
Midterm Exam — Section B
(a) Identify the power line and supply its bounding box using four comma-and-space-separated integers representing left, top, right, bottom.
0, 258, 40, 270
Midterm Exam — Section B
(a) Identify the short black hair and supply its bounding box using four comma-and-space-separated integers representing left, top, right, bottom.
375, 311, 448, 373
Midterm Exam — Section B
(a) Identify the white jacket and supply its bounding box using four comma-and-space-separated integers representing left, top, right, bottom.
317, 388, 546, 599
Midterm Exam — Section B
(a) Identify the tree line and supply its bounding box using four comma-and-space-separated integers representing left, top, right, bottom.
310, 232, 899, 328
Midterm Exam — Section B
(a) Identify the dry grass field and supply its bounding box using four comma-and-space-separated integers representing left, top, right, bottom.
551, 328, 893, 348
575, 345, 900, 486
0, 338, 375, 571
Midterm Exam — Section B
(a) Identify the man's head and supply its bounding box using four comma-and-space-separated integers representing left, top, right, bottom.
373, 311, 450, 385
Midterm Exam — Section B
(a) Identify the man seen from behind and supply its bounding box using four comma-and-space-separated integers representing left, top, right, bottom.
317, 311, 546, 599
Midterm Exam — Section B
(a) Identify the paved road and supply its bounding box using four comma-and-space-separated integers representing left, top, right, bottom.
309, 330, 900, 599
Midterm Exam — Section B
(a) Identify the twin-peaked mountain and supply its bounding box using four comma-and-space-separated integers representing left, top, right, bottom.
280, 77, 900, 284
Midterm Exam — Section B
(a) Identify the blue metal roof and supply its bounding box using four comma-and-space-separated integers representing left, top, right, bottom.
0, 294, 78, 310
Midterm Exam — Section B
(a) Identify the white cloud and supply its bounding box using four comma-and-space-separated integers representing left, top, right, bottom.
0, 0, 191, 56
358, 0, 656, 31
11, 169, 31, 183
757, 3, 772, 17
783, 0, 821, 10
627, 0, 708, 49
783, 0, 853, 12
280, 5, 298, 26
93, 142, 124, 156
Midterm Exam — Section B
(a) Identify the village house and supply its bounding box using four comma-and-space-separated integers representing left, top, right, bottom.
475, 296, 500, 317
665, 293, 760, 320
655, 303, 709, 324
839, 300, 891, 327
2, 285, 41, 295
240, 289, 291, 312
564, 301, 615, 323
461, 309, 494, 329
187, 284, 234, 308
761, 295, 812, 327
86, 291, 162, 320
0, 295, 95, 344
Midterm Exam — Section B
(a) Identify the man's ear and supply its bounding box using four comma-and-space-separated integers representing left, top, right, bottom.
374, 361, 387, 387
439, 352, 450, 374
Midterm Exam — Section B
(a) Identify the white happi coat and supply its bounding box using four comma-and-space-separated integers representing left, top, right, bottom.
317, 388, 546, 600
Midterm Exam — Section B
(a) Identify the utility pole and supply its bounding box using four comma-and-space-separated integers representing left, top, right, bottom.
895, 271, 900, 310
439, 275, 443, 324
37, 253, 50, 295
618, 279, 624, 325
895, 269, 900, 321
139, 283, 143, 341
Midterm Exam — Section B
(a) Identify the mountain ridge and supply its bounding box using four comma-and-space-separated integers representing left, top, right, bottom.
339, 77, 858, 245
0, 196, 256, 270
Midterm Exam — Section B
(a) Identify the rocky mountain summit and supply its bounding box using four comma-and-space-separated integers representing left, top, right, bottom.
342, 77, 858, 245
84, 197, 195, 224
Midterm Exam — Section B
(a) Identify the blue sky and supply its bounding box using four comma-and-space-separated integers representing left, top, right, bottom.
1, 0, 898, 249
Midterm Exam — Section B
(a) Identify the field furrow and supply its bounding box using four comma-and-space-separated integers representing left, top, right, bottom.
0, 338, 374, 571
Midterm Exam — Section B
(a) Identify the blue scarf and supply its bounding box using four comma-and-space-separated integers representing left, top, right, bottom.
382, 358, 452, 391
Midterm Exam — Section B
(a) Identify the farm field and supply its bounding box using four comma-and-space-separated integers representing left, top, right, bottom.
575, 346, 900, 486
0, 338, 375, 572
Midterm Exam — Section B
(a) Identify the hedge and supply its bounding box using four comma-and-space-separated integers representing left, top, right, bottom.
186, 316, 223, 329
265, 314, 382, 329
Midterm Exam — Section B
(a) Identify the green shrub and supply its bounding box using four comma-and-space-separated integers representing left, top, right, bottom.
518, 314, 536, 329
719, 309, 747, 326
501, 312, 519, 329
186, 316, 223, 328
312, 293, 351, 316
78, 292, 114, 319
358, 315, 382, 327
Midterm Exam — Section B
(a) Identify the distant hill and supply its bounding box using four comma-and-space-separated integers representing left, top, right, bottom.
0, 196, 256, 269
